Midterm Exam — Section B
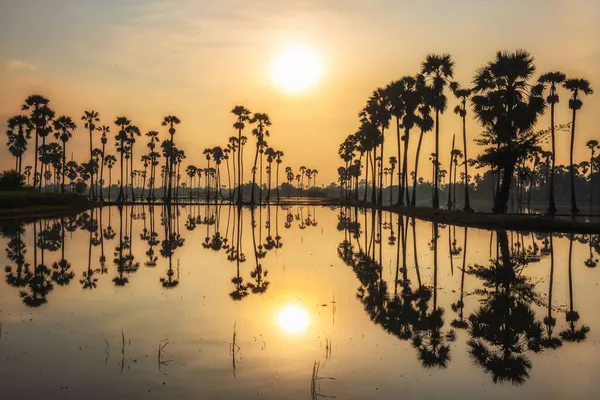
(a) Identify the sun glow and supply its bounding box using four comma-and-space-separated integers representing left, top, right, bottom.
270, 46, 322, 94
277, 304, 310, 334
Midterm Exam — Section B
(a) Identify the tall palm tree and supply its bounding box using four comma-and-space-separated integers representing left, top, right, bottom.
161, 115, 181, 202
232, 106, 251, 203
113, 117, 131, 202
22, 95, 50, 189
52, 116, 77, 194
563, 78, 593, 214
6, 115, 33, 174
98, 125, 110, 201
145, 130, 160, 201
386, 80, 406, 204
82, 111, 100, 195
586, 139, 599, 206
412, 77, 435, 206
421, 54, 454, 209
471, 50, 545, 214
450, 82, 473, 211
360, 88, 391, 205
126, 125, 141, 201
538, 72, 566, 215
250, 113, 271, 205
35, 107, 55, 191
274, 150, 284, 200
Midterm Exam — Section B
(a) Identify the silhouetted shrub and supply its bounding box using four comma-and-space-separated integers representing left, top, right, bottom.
0, 169, 25, 191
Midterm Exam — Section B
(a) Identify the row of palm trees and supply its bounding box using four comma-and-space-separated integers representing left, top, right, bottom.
5, 98, 322, 205
337, 50, 593, 215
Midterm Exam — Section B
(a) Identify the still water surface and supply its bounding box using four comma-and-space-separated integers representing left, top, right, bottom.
0, 205, 599, 399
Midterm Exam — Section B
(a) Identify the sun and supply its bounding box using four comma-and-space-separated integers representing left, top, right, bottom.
277, 304, 310, 334
270, 46, 322, 94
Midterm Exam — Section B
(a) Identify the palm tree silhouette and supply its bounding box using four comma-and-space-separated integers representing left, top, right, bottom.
360, 88, 391, 205
52, 115, 76, 194
231, 106, 251, 203
421, 54, 454, 209
586, 140, 599, 206
113, 117, 131, 202
162, 115, 181, 202
126, 125, 141, 201
6, 115, 33, 174
563, 78, 594, 214
103, 154, 117, 200
250, 113, 271, 205
471, 50, 545, 214
450, 82, 474, 211
22, 95, 51, 189
411, 78, 435, 206
538, 72, 566, 215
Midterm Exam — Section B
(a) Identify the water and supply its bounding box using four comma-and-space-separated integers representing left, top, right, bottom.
0, 205, 599, 399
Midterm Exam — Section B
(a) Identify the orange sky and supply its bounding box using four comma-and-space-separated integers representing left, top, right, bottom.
1, 0, 599, 184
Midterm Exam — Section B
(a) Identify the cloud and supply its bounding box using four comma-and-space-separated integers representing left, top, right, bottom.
4, 59, 38, 73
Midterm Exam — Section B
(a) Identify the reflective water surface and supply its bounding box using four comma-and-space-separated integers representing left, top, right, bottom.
1, 205, 599, 399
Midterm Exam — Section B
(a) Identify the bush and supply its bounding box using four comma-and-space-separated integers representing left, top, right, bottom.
75, 180, 88, 195
0, 169, 25, 191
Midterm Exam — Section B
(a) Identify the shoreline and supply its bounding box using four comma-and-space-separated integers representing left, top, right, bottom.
2, 195, 599, 234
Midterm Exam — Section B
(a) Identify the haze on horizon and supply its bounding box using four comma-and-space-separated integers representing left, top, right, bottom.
1, 0, 599, 184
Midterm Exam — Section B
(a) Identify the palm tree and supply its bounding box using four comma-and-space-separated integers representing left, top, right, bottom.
22, 95, 50, 189
186, 165, 197, 200
113, 117, 131, 202
6, 115, 33, 174
145, 130, 160, 201
538, 72, 566, 215
161, 116, 181, 202
250, 113, 271, 205
412, 78, 435, 206
82, 111, 100, 196
471, 50, 545, 214
52, 116, 77, 194
563, 78, 593, 214
125, 125, 141, 201
450, 82, 473, 211
386, 80, 405, 205
421, 54, 454, 209
98, 125, 110, 201
34, 106, 56, 191
275, 150, 284, 200
231, 106, 251, 203
360, 88, 391, 205
586, 139, 599, 205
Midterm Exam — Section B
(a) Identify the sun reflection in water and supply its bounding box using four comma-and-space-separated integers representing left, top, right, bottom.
277, 304, 310, 334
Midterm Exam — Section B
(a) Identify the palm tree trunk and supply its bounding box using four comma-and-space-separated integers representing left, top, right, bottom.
250, 145, 259, 205
61, 142, 66, 194
378, 128, 385, 206
33, 129, 39, 189
130, 144, 136, 202
225, 157, 232, 200
100, 143, 105, 201
433, 109, 440, 209
402, 127, 410, 207
548, 103, 557, 215
118, 143, 125, 202
396, 118, 402, 205
411, 128, 423, 207
364, 153, 370, 203
569, 108, 579, 214
276, 163, 281, 201
462, 111, 472, 211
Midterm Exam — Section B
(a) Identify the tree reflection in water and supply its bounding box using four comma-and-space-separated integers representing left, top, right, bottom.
1, 206, 597, 386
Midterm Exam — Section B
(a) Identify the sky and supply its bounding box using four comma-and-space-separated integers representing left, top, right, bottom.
1, 0, 599, 185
